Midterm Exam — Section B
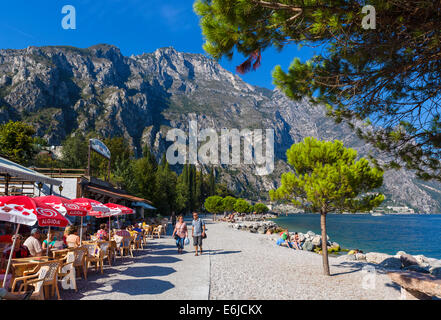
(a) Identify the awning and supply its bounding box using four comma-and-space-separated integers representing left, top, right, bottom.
0, 156, 62, 185
85, 185, 153, 205
132, 201, 156, 210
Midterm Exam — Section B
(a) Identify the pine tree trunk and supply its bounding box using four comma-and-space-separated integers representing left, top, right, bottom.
320, 211, 330, 276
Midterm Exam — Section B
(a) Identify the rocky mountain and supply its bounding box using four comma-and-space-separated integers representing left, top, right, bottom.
0, 44, 440, 212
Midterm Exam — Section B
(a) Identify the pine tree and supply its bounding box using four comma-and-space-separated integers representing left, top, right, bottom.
270, 137, 384, 276
194, 0, 441, 181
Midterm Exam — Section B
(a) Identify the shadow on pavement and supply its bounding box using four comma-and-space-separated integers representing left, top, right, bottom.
110, 278, 175, 295
122, 265, 177, 278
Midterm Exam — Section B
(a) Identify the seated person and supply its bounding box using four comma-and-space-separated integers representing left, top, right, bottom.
114, 228, 131, 237
292, 232, 302, 250
276, 230, 293, 248
23, 228, 43, 257
96, 224, 109, 241
42, 233, 57, 251
65, 226, 81, 248
0, 234, 12, 244
132, 224, 143, 233
2, 235, 29, 265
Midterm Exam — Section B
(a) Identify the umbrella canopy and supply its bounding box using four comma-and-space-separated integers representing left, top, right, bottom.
0, 196, 69, 227
71, 198, 110, 216
96, 203, 134, 218
35, 195, 87, 217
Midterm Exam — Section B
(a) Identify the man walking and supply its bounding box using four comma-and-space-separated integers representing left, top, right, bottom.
191, 212, 206, 256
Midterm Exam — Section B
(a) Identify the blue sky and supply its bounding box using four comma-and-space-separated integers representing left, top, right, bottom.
0, 0, 318, 89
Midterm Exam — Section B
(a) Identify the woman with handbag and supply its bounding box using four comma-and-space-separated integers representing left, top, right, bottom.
172, 215, 188, 254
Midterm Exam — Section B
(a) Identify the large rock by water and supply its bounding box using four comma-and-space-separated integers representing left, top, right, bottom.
366, 252, 392, 264
400, 254, 419, 268
379, 257, 402, 270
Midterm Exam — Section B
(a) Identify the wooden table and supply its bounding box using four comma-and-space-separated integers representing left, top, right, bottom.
10, 256, 51, 285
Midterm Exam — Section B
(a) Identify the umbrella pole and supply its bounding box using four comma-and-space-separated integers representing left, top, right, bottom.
2, 224, 20, 288
46, 226, 51, 257
80, 216, 83, 246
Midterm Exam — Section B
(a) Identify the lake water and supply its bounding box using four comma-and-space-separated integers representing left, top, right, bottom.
273, 214, 441, 259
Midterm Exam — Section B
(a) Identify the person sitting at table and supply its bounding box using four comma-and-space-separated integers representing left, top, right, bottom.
1, 234, 29, 266
23, 228, 43, 257
133, 224, 143, 233
96, 224, 109, 241
42, 233, 57, 251
65, 226, 81, 248
114, 228, 131, 237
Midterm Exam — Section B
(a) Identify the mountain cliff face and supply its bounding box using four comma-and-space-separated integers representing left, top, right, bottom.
0, 44, 440, 212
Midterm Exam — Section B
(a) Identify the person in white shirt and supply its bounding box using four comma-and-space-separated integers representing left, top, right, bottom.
23, 228, 43, 257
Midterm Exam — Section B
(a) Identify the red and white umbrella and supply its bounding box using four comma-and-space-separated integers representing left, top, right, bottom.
70, 198, 110, 245
100, 203, 134, 217
35, 195, 87, 217
96, 203, 134, 237
0, 196, 69, 228
71, 198, 110, 216
0, 196, 69, 288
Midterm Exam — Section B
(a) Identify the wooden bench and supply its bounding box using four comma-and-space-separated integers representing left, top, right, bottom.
388, 271, 441, 300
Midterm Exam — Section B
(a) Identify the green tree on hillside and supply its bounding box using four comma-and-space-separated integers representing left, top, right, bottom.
204, 195, 224, 221
132, 146, 158, 202
253, 203, 269, 214
154, 154, 178, 216
234, 199, 252, 214
270, 137, 384, 275
194, 0, 441, 181
222, 196, 237, 213
0, 121, 38, 165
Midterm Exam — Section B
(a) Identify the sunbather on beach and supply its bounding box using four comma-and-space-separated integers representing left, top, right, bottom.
276, 229, 293, 248
292, 232, 302, 250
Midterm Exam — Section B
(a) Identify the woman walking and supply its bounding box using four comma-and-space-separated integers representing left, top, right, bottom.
172, 215, 188, 254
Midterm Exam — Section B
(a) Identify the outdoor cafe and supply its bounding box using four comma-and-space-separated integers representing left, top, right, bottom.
0, 155, 165, 300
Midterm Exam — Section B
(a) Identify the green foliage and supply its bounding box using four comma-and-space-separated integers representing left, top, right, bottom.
60, 133, 88, 169
233, 198, 252, 213
270, 137, 384, 213
194, 0, 441, 180
0, 121, 38, 165
204, 195, 225, 214
222, 196, 237, 212
253, 203, 269, 214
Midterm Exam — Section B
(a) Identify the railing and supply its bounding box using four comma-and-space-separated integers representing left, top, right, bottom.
0, 177, 35, 196
31, 167, 87, 178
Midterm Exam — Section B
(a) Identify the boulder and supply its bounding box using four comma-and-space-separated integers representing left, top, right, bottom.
429, 265, 441, 278
306, 231, 316, 237
404, 265, 430, 274
400, 254, 419, 268
311, 235, 322, 246
257, 227, 266, 234
303, 240, 314, 252
396, 251, 407, 257
379, 257, 403, 270
355, 253, 366, 261
366, 252, 392, 264
338, 254, 356, 262
414, 255, 429, 265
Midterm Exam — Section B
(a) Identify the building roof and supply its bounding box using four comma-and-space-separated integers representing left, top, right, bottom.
85, 185, 153, 205
0, 156, 62, 186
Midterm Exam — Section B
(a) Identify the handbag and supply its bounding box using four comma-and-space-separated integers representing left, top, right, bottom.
202, 232, 207, 239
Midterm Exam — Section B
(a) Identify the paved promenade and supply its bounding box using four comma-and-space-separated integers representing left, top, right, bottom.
62, 218, 402, 300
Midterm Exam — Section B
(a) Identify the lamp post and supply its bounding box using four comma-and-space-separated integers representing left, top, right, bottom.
37, 182, 43, 196
58, 184, 63, 196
